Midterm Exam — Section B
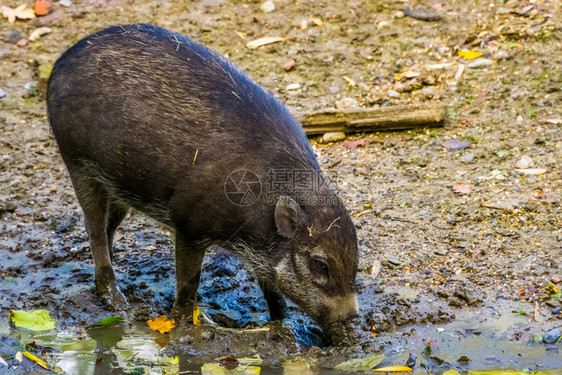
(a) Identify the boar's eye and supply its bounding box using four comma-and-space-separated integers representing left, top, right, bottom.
310, 257, 329, 276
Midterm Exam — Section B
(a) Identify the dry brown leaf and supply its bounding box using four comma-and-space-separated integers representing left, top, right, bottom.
246, 36, 288, 49
1, 4, 36, 23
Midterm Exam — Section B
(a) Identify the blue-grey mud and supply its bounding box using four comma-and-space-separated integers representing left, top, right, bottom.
0, 0, 560, 373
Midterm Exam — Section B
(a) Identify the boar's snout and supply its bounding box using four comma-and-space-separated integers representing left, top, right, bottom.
320, 292, 359, 327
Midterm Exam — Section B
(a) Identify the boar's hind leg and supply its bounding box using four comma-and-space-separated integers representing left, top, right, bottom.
171, 232, 206, 322
69, 168, 129, 311
259, 279, 288, 321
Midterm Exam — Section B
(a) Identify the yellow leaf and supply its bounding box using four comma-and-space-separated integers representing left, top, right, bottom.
343, 75, 355, 87
23, 351, 49, 370
373, 366, 413, 372
246, 37, 289, 49
444, 370, 461, 375
458, 50, 483, 60
193, 302, 200, 325
1, 4, 35, 23
548, 281, 559, 293
147, 315, 175, 334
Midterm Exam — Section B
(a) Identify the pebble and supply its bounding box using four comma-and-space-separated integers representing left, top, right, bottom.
0, 89, 6, 98
421, 87, 435, 98
286, 83, 301, 91
395, 10, 405, 18
322, 132, 346, 143
7, 30, 23, 44
543, 327, 561, 344
59, 0, 72, 6
516, 155, 534, 169
329, 86, 340, 94
29, 27, 53, 41
335, 97, 359, 109
387, 89, 400, 98
419, 210, 427, 216
467, 58, 493, 69
17, 39, 28, 47
461, 152, 474, 163
259, 0, 275, 12
553, 307, 562, 315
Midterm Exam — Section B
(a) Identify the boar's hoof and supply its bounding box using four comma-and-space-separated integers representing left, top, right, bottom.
97, 281, 129, 312
171, 304, 195, 324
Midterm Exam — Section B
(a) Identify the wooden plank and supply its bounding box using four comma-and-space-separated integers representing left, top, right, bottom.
296, 103, 446, 135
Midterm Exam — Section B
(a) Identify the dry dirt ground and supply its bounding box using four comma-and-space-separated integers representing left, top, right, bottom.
0, 0, 561, 373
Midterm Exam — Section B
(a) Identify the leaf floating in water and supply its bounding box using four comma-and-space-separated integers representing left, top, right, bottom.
201, 363, 261, 374
334, 353, 385, 371
9, 310, 56, 331
373, 365, 413, 372
23, 351, 50, 371
147, 315, 175, 334
246, 37, 289, 49
86, 316, 127, 329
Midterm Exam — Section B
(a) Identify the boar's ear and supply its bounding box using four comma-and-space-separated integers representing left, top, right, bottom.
275, 196, 307, 238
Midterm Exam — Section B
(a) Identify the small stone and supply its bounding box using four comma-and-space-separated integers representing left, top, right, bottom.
7, 30, 23, 44
335, 97, 359, 109
0, 89, 6, 98
387, 89, 400, 98
260, 0, 275, 12
328, 86, 340, 94
467, 58, 493, 69
322, 132, 346, 143
421, 87, 435, 98
395, 10, 405, 18
461, 152, 474, 163
286, 83, 301, 91
29, 27, 53, 41
516, 155, 534, 169
17, 39, 28, 47
59, 0, 72, 6
419, 210, 427, 216
543, 327, 561, 344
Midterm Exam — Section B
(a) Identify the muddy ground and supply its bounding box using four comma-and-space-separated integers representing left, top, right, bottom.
0, 0, 561, 373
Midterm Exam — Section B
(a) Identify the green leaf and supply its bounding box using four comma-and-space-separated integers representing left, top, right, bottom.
334, 353, 385, 371
87, 316, 127, 329
9, 310, 56, 331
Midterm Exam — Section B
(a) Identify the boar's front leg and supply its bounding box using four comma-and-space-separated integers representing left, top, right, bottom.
259, 279, 288, 321
68, 168, 129, 311
171, 233, 205, 322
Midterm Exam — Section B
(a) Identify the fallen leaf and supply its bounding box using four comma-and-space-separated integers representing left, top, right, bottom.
342, 75, 355, 87
201, 363, 260, 375
458, 50, 483, 60
147, 315, 175, 334
534, 303, 542, 324
29, 27, 52, 41
441, 140, 472, 151
515, 168, 547, 175
15, 351, 23, 363
34, 0, 51, 16
342, 138, 372, 150
311, 17, 323, 26
23, 351, 49, 370
395, 70, 419, 80
334, 353, 385, 371
371, 260, 381, 279
1, 4, 36, 23
9, 310, 56, 331
86, 316, 127, 329
193, 302, 201, 325
373, 366, 413, 372
246, 36, 288, 49
548, 281, 560, 293
219, 355, 239, 370
453, 183, 472, 195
